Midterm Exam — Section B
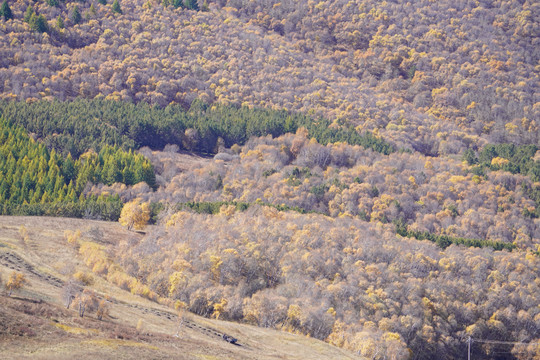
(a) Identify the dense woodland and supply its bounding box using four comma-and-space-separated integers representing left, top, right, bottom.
129, 132, 539, 251
95, 209, 539, 360
0, 0, 538, 154
91, 130, 540, 358
0, 0, 539, 359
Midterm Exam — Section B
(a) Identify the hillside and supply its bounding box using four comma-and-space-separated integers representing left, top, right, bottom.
0, 0, 539, 359
0, 0, 538, 153
0, 216, 359, 360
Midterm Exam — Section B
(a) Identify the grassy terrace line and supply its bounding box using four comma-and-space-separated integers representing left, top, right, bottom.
0, 99, 394, 156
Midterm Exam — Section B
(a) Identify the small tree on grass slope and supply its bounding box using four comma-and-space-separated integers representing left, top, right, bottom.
6, 271, 26, 296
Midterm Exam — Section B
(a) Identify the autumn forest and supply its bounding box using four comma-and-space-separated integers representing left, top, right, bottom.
0, 0, 539, 359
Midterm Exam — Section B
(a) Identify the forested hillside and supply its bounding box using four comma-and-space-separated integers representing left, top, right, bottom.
88, 130, 540, 359
0, 0, 539, 359
101, 208, 539, 360
0, 0, 538, 153
136, 132, 539, 249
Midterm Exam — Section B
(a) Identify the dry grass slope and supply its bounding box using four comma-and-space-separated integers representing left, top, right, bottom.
0, 216, 360, 360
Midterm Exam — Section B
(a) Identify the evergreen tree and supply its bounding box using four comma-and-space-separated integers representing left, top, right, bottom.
61, 154, 77, 182
184, 0, 198, 10
122, 167, 134, 185
89, 3, 96, 15
56, 15, 64, 29
24, 5, 34, 23
462, 149, 477, 165
98, 0, 106, 5
32, 14, 48, 33
201, 0, 208, 11
47, 0, 59, 7
105, 160, 121, 185
172, 0, 183, 8
111, 0, 122, 13
71, 5, 81, 24
28, 13, 38, 30
141, 163, 156, 188
0, 1, 13, 21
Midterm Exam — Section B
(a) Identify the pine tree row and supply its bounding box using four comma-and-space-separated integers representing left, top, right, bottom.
0, 98, 394, 157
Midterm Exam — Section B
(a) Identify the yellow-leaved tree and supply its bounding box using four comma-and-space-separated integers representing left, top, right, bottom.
6, 271, 26, 296
119, 199, 150, 231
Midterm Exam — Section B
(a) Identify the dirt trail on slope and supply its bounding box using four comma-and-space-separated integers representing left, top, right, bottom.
123, 302, 245, 347
0, 251, 63, 288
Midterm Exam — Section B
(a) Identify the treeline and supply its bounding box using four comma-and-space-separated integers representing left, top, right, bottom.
163, 199, 513, 251
0, 117, 152, 218
0, 99, 394, 157
177, 201, 250, 214
176, 200, 315, 216
465, 143, 540, 218
4, 194, 123, 220
394, 221, 516, 251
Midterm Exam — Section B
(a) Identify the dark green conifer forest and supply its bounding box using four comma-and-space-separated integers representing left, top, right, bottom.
0, 117, 153, 219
